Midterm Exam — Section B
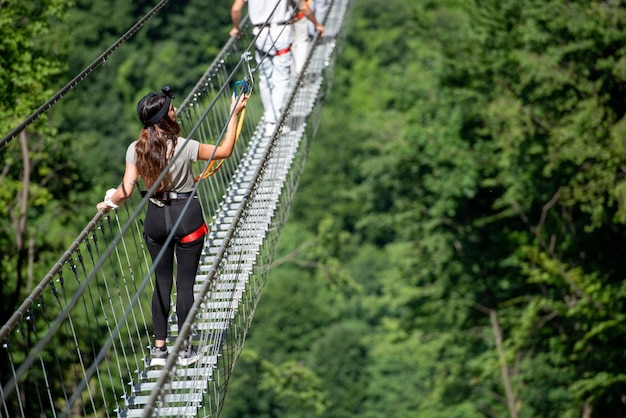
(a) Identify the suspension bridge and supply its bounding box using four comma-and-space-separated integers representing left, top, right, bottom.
0, 0, 354, 416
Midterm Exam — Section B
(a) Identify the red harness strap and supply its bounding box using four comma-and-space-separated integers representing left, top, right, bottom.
274, 45, 291, 56
180, 222, 208, 243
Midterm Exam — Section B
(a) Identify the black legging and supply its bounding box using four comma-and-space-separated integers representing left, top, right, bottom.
144, 197, 205, 341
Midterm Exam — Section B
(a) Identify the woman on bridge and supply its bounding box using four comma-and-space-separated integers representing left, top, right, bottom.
96, 87, 248, 367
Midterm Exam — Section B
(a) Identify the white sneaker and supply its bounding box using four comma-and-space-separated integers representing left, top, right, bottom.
178, 345, 200, 367
150, 346, 168, 367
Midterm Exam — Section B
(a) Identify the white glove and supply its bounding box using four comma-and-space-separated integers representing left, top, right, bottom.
104, 188, 119, 209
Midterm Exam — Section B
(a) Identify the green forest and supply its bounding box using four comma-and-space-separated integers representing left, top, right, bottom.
2, 0, 626, 417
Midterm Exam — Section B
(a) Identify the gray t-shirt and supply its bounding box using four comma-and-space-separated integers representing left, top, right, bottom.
126, 137, 200, 192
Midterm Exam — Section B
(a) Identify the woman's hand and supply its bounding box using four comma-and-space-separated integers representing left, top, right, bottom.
96, 201, 112, 213
96, 187, 120, 213
229, 27, 241, 38
231, 93, 248, 116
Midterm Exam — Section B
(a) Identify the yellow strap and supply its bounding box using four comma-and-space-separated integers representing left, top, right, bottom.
194, 105, 247, 182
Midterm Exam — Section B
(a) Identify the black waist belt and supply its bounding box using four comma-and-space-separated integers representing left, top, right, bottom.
254, 20, 290, 28
142, 191, 193, 200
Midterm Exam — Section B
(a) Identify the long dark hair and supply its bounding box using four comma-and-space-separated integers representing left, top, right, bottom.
135, 94, 181, 192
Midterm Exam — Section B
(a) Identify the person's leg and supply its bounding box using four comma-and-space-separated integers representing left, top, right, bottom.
270, 51, 292, 125
256, 51, 278, 134
170, 198, 205, 335
291, 17, 309, 79
255, 28, 278, 132
143, 203, 175, 349
146, 237, 175, 348
175, 238, 203, 366
175, 237, 203, 333
255, 26, 292, 135
167, 199, 205, 366
268, 26, 292, 127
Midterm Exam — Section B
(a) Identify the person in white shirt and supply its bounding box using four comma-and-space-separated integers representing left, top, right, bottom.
230, 0, 324, 136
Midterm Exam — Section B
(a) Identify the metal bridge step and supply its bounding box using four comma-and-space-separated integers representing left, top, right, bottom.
130, 378, 208, 394
193, 281, 246, 292
212, 213, 270, 225
196, 272, 249, 282
171, 321, 228, 332
200, 290, 244, 301
195, 267, 254, 280
199, 251, 259, 263
213, 229, 267, 239
203, 242, 263, 255
120, 405, 199, 418
202, 300, 236, 309
194, 311, 235, 320
209, 221, 268, 235
124, 392, 204, 407
136, 361, 217, 381
219, 207, 270, 217
196, 262, 253, 273
207, 237, 263, 247
211, 273, 248, 282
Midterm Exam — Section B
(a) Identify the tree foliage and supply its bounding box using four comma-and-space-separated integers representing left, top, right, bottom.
0, 0, 76, 321
3, 0, 626, 416
225, 0, 626, 417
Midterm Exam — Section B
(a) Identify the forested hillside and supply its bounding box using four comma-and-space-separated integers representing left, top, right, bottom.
221, 0, 626, 417
1, 0, 626, 417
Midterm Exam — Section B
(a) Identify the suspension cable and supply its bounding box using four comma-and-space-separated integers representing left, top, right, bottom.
0, 0, 173, 151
